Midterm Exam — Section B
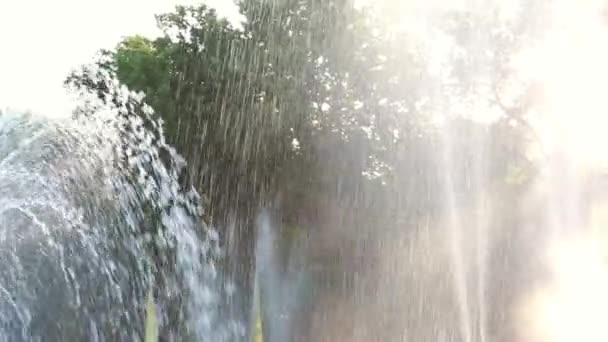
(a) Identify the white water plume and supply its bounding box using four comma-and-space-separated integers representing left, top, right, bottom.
0, 65, 240, 340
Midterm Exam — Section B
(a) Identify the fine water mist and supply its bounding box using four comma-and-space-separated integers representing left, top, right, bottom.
247, 1, 608, 342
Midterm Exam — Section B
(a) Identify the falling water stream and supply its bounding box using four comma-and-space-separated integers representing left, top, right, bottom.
0, 74, 239, 341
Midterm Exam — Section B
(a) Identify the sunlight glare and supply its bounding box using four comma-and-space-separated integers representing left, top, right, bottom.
522, 237, 608, 342
513, 0, 608, 165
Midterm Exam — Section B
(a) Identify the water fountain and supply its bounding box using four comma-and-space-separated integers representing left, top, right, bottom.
0, 65, 239, 341
4, 1, 608, 342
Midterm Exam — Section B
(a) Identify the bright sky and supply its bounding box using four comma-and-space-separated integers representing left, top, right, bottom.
0, 0, 241, 116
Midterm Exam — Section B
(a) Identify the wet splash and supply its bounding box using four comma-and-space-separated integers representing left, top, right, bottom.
0, 65, 240, 340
